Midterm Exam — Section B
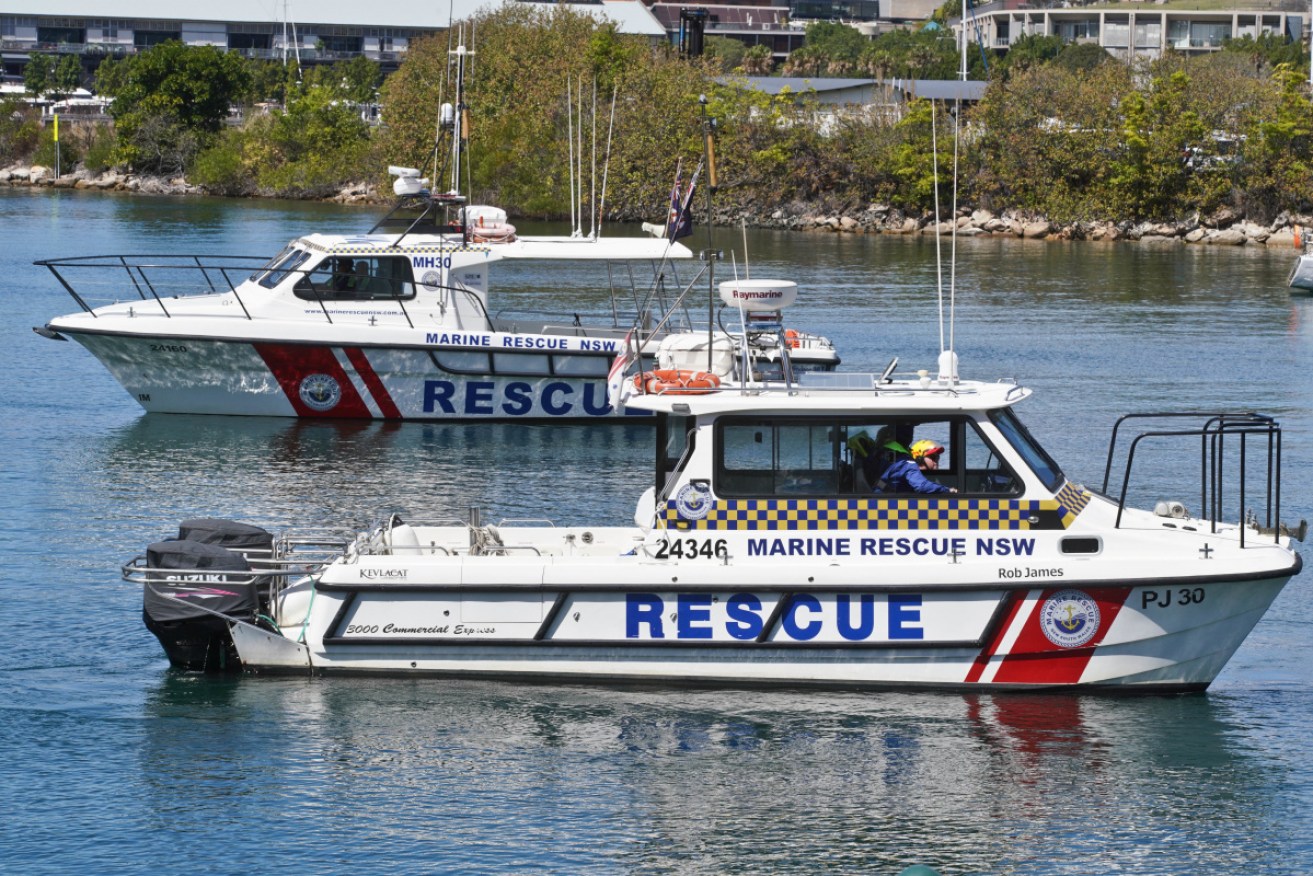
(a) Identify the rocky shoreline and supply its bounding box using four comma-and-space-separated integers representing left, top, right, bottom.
0, 164, 376, 204
5, 163, 1306, 247
723, 203, 1308, 249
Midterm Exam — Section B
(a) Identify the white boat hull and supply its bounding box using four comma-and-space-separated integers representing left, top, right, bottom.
64, 330, 836, 419
1289, 253, 1313, 291
69, 331, 632, 419
249, 568, 1294, 691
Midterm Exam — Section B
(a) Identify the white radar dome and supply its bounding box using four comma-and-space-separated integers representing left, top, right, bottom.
719, 279, 797, 311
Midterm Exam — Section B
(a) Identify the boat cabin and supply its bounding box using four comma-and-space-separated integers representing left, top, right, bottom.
634, 378, 1082, 535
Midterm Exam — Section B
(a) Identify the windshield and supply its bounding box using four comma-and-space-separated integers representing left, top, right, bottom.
991, 408, 1064, 492
252, 246, 313, 289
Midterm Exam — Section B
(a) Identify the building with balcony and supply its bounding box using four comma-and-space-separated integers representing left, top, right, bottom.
645, 0, 943, 64
955, 0, 1304, 61
1, 0, 668, 82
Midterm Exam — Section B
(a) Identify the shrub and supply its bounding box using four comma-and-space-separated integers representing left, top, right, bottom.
32, 125, 81, 169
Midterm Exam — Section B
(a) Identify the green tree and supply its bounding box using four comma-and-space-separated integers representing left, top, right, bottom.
1222, 33, 1306, 77
0, 99, 41, 163
802, 21, 868, 65
859, 29, 960, 81
973, 63, 1130, 221
110, 41, 252, 172
334, 55, 383, 104
885, 100, 955, 211
1111, 71, 1210, 219
93, 56, 130, 96
1053, 42, 1111, 72
23, 54, 53, 97
50, 55, 83, 100
1236, 63, 1313, 219
739, 45, 774, 75
704, 36, 746, 73
997, 34, 1065, 76
380, 7, 708, 219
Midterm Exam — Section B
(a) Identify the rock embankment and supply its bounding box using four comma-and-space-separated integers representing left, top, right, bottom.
734, 203, 1305, 248
5, 162, 1306, 247
0, 164, 377, 204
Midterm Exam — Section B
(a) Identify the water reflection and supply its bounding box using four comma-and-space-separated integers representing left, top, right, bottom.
132, 676, 1296, 875
94, 415, 653, 530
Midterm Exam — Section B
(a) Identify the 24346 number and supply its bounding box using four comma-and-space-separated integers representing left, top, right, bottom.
653, 538, 728, 560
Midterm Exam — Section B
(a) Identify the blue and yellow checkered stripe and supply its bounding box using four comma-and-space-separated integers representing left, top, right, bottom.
663, 497, 1065, 531
1055, 481, 1092, 527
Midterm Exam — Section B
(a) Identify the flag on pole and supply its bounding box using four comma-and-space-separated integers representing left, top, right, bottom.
665, 162, 696, 241
606, 329, 636, 412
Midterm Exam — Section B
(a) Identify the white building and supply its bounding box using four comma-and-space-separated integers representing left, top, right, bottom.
954, 1, 1303, 62
1, 0, 668, 79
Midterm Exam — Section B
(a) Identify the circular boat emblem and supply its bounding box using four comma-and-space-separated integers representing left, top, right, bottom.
298, 373, 342, 412
675, 483, 711, 521
421, 270, 441, 291
1039, 589, 1101, 649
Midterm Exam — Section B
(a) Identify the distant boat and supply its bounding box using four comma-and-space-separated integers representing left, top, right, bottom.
1288, 228, 1313, 292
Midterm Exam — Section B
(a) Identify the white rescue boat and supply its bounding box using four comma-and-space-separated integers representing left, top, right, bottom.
126, 357, 1304, 691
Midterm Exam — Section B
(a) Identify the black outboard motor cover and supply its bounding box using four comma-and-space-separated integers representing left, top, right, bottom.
142, 539, 256, 673
144, 540, 256, 622
177, 518, 274, 555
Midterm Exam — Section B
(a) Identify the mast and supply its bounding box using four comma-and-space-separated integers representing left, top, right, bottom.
447, 41, 472, 198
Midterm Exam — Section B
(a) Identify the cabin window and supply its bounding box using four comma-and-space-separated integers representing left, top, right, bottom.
433, 351, 492, 373
294, 256, 416, 301
990, 409, 1063, 492
658, 413, 695, 495
716, 417, 1020, 498
493, 353, 550, 374
255, 247, 312, 289
719, 420, 838, 496
551, 355, 612, 377
431, 350, 614, 378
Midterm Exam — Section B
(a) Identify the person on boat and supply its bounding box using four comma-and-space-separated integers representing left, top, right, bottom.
345, 261, 371, 294
332, 259, 355, 292
845, 431, 880, 491
873, 438, 956, 494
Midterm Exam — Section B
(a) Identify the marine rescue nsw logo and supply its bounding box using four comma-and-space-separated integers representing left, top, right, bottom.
1039, 589, 1101, 648
298, 373, 342, 412
675, 483, 712, 521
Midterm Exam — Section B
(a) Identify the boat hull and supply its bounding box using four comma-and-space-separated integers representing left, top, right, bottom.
68, 331, 630, 419
64, 330, 836, 419
240, 575, 1294, 691
1289, 253, 1313, 291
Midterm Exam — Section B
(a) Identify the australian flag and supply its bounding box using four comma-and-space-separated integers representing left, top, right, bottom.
665, 162, 699, 241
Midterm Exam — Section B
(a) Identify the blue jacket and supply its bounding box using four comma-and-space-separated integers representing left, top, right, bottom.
876, 458, 952, 494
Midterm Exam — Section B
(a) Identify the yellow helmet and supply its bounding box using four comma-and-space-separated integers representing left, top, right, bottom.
910, 439, 944, 460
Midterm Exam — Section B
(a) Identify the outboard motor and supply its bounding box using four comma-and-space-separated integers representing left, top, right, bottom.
141, 520, 273, 672
178, 518, 274, 556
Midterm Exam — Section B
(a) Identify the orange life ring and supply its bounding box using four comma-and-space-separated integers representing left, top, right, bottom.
784, 328, 800, 349
632, 369, 721, 395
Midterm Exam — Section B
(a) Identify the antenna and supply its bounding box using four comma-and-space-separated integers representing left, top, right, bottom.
597, 87, 617, 239
566, 77, 576, 236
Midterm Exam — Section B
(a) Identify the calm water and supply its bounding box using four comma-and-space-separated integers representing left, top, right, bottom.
3, 186, 1312, 874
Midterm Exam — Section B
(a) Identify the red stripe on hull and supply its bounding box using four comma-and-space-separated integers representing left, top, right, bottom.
253, 343, 372, 418
964, 590, 1028, 684
990, 587, 1133, 685
343, 347, 402, 419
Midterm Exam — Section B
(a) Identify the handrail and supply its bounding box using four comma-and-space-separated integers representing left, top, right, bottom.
1102, 411, 1281, 544
37, 254, 430, 329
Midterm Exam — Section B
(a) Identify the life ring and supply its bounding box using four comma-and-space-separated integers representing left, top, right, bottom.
633, 369, 721, 395
470, 218, 517, 244
784, 328, 800, 349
